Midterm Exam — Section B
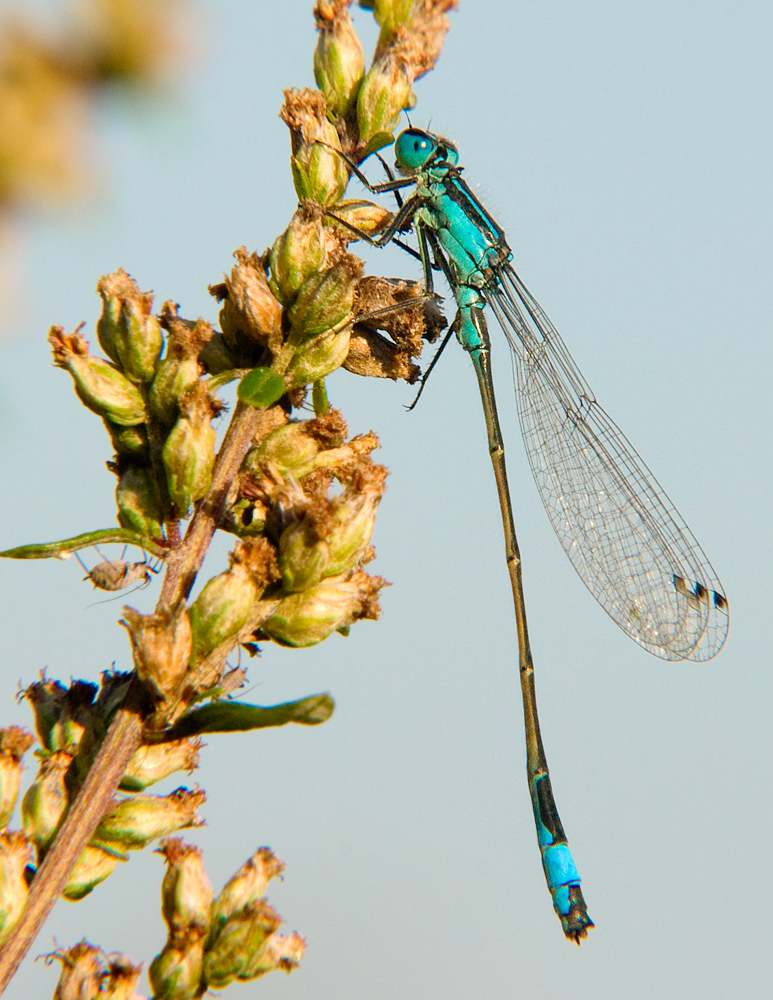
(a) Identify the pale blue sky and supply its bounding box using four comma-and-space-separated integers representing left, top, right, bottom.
0, 1, 770, 997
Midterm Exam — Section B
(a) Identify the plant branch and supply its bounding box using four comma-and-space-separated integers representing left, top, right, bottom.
0, 400, 264, 990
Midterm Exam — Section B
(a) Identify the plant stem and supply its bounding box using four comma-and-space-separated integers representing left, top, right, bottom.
0, 400, 264, 990
0, 681, 144, 992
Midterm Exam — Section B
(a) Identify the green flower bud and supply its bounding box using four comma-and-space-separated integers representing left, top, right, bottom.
21, 751, 71, 853
241, 931, 305, 980
210, 848, 285, 935
149, 938, 204, 1000
63, 841, 124, 900
96, 270, 126, 365
0, 832, 33, 945
162, 383, 219, 517
121, 607, 193, 707
325, 471, 386, 577
280, 88, 348, 207
204, 899, 282, 988
287, 324, 352, 387
148, 318, 212, 426
0, 728, 35, 829
314, 1, 366, 118
49, 326, 146, 426
246, 421, 325, 480
268, 210, 325, 306
103, 418, 149, 459
116, 462, 165, 541
120, 738, 201, 792
278, 519, 330, 593
370, 0, 415, 31
356, 52, 414, 146
287, 258, 359, 342
219, 248, 283, 351
190, 562, 260, 657
158, 839, 213, 937
262, 570, 384, 647
116, 287, 163, 383
95, 787, 205, 850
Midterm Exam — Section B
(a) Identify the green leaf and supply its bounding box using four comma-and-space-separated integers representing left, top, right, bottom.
0, 529, 167, 560
236, 367, 287, 408
168, 693, 334, 737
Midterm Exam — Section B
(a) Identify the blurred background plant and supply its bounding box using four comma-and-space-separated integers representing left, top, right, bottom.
0, 0, 192, 318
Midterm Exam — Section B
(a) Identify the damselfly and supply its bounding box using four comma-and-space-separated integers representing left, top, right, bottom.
337, 127, 729, 942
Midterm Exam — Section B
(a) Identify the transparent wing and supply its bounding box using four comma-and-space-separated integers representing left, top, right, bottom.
488, 266, 728, 661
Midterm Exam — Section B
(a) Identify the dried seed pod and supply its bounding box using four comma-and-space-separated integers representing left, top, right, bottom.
121, 607, 193, 706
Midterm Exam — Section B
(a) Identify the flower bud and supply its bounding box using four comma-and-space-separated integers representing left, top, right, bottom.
162, 383, 219, 516
64, 841, 124, 900
325, 470, 386, 577
22, 680, 101, 786
287, 257, 359, 342
21, 751, 71, 853
246, 420, 325, 480
262, 570, 384, 647
268, 210, 325, 306
45, 941, 103, 997
356, 51, 414, 147
326, 198, 393, 242
242, 931, 305, 980
22, 677, 67, 751
210, 847, 285, 932
204, 899, 282, 988
314, 1, 366, 118
96, 271, 125, 364
149, 317, 213, 427
0, 728, 35, 829
370, 0, 415, 31
120, 738, 201, 792
190, 561, 260, 658
287, 325, 352, 387
0, 832, 33, 944
149, 938, 205, 1000
280, 88, 348, 206
49, 326, 146, 426
278, 519, 330, 593
103, 418, 149, 459
95, 787, 205, 850
122, 607, 193, 706
158, 839, 213, 937
115, 282, 163, 383
116, 462, 165, 540
219, 249, 283, 351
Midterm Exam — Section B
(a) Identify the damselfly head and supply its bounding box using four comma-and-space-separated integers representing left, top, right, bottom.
394, 128, 458, 173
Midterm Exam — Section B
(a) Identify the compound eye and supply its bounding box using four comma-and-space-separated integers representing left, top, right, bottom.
395, 129, 437, 170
